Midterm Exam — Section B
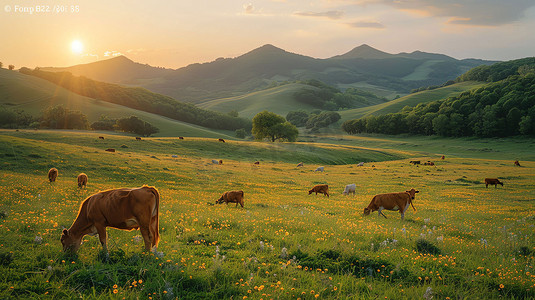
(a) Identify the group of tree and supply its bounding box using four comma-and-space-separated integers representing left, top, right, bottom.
252, 111, 298, 142
293, 79, 387, 110
0, 108, 36, 128
0, 62, 15, 70
286, 110, 341, 132
90, 115, 159, 136
19, 68, 251, 131
343, 69, 535, 137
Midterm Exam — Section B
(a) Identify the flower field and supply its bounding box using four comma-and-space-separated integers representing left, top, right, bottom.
0, 130, 534, 299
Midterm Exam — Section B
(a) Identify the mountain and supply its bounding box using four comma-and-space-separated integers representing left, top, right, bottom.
37, 44, 497, 103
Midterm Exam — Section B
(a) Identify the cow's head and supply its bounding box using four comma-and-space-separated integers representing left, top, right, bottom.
363, 207, 371, 216
215, 196, 224, 204
405, 188, 420, 200
60, 229, 82, 253
308, 189, 314, 195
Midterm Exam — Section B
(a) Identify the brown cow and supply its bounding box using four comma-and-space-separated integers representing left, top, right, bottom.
514, 160, 521, 167
254, 161, 260, 165
218, 138, 225, 143
485, 178, 503, 188
60, 186, 160, 253
364, 188, 419, 220
216, 190, 244, 207
219, 159, 223, 165
105, 148, 115, 152
77, 173, 88, 188
308, 184, 329, 197
423, 161, 435, 166
441, 155, 445, 160
179, 136, 184, 140
48, 168, 58, 182
410, 161, 420, 165
136, 137, 142, 141
99, 136, 105, 140
297, 162, 304, 167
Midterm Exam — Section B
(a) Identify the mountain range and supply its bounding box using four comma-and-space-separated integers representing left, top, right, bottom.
41, 44, 497, 103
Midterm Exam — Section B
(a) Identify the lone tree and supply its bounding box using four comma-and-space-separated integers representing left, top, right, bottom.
252, 110, 298, 142
8, 65, 14, 70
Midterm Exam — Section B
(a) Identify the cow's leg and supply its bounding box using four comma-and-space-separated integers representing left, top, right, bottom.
149, 215, 159, 248
486, 183, 488, 188
139, 226, 153, 251
95, 224, 108, 253
378, 208, 387, 218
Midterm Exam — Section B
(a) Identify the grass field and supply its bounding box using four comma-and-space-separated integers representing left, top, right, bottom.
338, 81, 485, 122
0, 130, 534, 299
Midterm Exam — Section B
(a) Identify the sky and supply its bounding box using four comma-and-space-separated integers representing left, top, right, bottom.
1, 0, 534, 69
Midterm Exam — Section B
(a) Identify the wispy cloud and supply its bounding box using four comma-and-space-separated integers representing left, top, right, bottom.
243, 3, 255, 14
294, 10, 344, 20
341, 0, 535, 26
104, 51, 123, 57
348, 21, 384, 29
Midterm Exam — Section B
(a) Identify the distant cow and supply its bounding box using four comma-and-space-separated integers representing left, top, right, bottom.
514, 160, 521, 167
342, 184, 356, 195
98, 136, 104, 140
171, 155, 178, 158
212, 159, 219, 164
48, 168, 58, 182
60, 185, 160, 253
179, 136, 184, 140
314, 166, 324, 172
254, 161, 260, 165
357, 162, 364, 167
77, 173, 88, 188
136, 137, 142, 141
410, 161, 420, 165
218, 138, 225, 143
105, 148, 115, 152
364, 188, 419, 220
423, 161, 435, 166
308, 184, 329, 197
485, 178, 503, 188
216, 190, 244, 208
441, 155, 445, 160
297, 162, 304, 167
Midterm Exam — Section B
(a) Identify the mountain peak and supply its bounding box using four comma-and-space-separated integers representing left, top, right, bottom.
332, 44, 393, 59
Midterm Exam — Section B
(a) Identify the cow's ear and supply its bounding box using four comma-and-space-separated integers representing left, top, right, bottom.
415, 190, 420, 193
62, 229, 69, 235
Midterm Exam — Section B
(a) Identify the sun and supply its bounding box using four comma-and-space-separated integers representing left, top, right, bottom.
71, 40, 84, 54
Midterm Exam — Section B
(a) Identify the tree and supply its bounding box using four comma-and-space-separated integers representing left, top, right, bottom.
116, 116, 159, 137
252, 111, 298, 142
8, 65, 14, 70
286, 110, 309, 127
235, 128, 247, 139
40, 106, 89, 129
0, 62, 3, 68
228, 110, 239, 118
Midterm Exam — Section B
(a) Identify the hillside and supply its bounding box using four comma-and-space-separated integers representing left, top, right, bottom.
338, 81, 485, 121
0, 68, 233, 138
38, 44, 497, 103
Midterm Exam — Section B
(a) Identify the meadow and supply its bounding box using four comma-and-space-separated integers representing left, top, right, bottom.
0, 130, 534, 299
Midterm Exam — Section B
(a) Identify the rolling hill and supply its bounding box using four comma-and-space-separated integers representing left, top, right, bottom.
0, 68, 233, 138
40, 44, 497, 103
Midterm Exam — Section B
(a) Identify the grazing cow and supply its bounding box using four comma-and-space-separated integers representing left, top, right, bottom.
216, 190, 244, 207
423, 161, 435, 166
297, 162, 304, 167
485, 178, 503, 188
441, 155, 445, 160
219, 160, 223, 165
105, 148, 115, 152
77, 173, 88, 188
342, 183, 356, 195
357, 162, 364, 167
410, 161, 420, 165
308, 184, 329, 197
218, 138, 225, 143
364, 189, 419, 220
254, 161, 260, 165
171, 155, 178, 158
48, 168, 58, 182
98, 136, 104, 140
314, 166, 324, 172
179, 136, 184, 140
136, 137, 142, 141
514, 160, 521, 167
60, 186, 160, 253
212, 159, 219, 164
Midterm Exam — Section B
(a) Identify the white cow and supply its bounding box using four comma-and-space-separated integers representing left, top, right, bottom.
212, 159, 219, 164
342, 183, 356, 195
314, 166, 324, 172
357, 162, 364, 167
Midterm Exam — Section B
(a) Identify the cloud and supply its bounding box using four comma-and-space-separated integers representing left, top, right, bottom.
294, 10, 344, 20
340, 0, 535, 26
348, 21, 384, 29
243, 3, 256, 14
104, 51, 123, 57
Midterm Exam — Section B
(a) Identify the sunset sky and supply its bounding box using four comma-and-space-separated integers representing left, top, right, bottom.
1, 0, 534, 69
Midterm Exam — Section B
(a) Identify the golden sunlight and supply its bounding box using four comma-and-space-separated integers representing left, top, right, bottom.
71, 40, 84, 54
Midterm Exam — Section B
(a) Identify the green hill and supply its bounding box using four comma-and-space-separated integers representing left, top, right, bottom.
338, 81, 485, 121
0, 69, 233, 138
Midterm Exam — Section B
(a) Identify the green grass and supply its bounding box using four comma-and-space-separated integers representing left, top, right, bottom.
0, 130, 534, 299
339, 81, 485, 122
0, 69, 232, 138
198, 83, 320, 119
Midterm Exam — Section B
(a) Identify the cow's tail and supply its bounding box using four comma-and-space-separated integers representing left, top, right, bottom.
410, 197, 416, 211
147, 186, 160, 248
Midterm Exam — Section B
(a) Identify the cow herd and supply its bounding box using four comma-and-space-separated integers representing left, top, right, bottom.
48, 149, 521, 254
